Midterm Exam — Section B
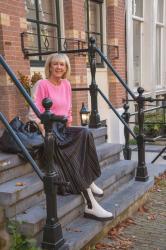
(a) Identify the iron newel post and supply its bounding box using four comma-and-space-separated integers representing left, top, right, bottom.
41, 98, 68, 250
122, 103, 132, 160
135, 87, 149, 181
89, 37, 101, 128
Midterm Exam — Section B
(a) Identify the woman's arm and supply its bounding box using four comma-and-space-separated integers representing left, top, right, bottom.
67, 81, 72, 127
29, 80, 47, 135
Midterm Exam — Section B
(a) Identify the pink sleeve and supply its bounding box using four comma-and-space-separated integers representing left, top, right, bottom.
28, 80, 48, 124
67, 81, 72, 127
34, 80, 48, 113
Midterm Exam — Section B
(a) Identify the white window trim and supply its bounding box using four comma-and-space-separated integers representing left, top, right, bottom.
132, 20, 144, 92
155, 0, 165, 89
155, 24, 163, 89
132, 16, 144, 22
132, 0, 144, 20
131, 1, 144, 92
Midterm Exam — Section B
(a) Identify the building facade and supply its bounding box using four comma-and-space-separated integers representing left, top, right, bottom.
126, 0, 166, 100
0, 0, 128, 143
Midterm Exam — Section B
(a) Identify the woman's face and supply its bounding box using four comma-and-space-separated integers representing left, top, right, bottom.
49, 59, 67, 79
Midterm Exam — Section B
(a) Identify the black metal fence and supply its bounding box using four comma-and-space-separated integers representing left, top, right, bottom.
122, 97, 166, 164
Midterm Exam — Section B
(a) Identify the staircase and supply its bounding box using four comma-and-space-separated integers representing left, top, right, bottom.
0, 126, 153, 249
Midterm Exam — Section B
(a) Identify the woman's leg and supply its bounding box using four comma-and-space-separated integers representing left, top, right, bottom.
82, 188, 113, 221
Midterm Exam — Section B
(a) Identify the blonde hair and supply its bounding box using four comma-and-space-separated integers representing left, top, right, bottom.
45, 53, 71, 79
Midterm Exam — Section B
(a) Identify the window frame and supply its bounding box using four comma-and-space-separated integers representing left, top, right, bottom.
26, 0, 61, 67
132, 0, 144, 89
155, 0, 164, 88
85, 0, 104, 67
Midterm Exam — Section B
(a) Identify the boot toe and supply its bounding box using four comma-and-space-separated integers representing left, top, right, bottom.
84, 211, 114, 221
84, 207, 114, 221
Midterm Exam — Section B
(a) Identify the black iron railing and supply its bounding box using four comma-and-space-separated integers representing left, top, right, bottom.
87, 38, 149, 181
0, 55, 69, 250
122, 98, 166, 164
59, 37, 148, 181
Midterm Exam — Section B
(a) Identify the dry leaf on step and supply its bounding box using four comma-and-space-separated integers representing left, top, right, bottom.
15, 182, 25, 186
147, 213, 157, 220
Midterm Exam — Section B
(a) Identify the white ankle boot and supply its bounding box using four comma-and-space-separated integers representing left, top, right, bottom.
90, 182, 103, 197
83, 188, 113, 221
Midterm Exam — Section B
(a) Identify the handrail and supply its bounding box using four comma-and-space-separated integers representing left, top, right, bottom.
130, 105, 165, 117
72, 87, 90, 91
95, 47, 136, 100
97, 88, 136, 139
0, 112, 44, 180
0, 55, 41, 119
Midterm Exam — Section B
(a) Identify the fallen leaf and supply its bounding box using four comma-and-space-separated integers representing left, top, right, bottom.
95, 242, 113, 249
159, 212, 166, 217
15, 182, 25, 186
147, 213, 157, 220
125, 218, 137, 225
138, 205, 149, 214
65, 227, 82, 232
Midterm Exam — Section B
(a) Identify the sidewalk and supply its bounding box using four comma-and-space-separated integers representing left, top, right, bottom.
92, 146, 166, 250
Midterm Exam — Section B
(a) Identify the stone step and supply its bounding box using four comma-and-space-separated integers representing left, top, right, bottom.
14, 160, 137, 237
90, 126, 107, 145
0, 151, 33, 184
97, 143, 122, 167
0, 173, 42, 207
96, 160, 137, 196
5, 190, 45, 218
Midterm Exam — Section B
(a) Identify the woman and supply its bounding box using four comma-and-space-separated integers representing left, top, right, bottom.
32, 53, 113, 221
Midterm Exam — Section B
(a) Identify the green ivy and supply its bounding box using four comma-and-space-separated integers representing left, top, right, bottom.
7, 221, 41, 250
134, 111, 166, 138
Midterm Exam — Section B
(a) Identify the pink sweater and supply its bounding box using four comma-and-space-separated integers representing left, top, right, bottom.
33, 79, 72, 126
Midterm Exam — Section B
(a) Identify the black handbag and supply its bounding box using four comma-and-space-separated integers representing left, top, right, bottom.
0, 117, 44, 156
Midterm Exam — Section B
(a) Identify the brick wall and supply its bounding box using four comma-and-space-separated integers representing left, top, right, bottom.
107, 0, 126, 108
0, 0, 30, 125
63, 0, 88, 125
0, 0, 127, 127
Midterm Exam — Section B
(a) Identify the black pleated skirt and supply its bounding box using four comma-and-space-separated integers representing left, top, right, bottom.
40, 123, 101, 194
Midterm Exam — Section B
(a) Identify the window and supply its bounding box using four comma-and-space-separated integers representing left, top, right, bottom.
133, 20, 141, 87
132, 0, 143, 88
132, 0, 143, 18
156, 0, 164, 87
157, 0, 164, 23
85, 0, 103, 65
156, 26, 162, 86
25, 0, 61, 66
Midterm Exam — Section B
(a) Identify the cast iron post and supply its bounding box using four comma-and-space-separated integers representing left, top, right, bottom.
41, 98, 68, 250
135, 87, 149, 181
89, 37, 101, 128
122, 103, 132, 160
